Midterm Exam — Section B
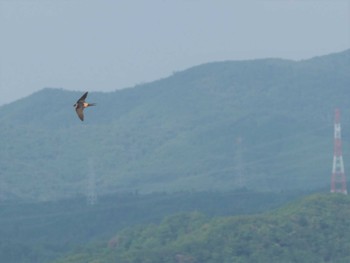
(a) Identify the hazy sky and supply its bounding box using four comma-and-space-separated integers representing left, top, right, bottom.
0, 0, 349, 105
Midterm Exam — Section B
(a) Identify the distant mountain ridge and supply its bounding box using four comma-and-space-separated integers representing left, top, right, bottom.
0, 49, 349, 201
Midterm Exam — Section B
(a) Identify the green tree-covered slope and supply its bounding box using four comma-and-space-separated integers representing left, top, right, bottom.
0, 50, 349, 200
53, 194, 350, 263
0, 190, 300, 263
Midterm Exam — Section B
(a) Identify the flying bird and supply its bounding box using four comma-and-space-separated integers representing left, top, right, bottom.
74, 92, 96, 121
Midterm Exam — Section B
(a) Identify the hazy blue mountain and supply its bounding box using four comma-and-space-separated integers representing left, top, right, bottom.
0, 50, 349, 201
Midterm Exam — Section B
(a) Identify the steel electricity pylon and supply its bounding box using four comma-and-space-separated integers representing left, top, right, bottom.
330, 109, 347, 194
87, 158, 98, 205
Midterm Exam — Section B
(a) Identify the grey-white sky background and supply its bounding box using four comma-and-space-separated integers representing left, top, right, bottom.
0, 0, 349, 106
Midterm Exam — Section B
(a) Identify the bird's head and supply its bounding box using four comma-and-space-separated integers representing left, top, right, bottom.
73, 103, 77, 108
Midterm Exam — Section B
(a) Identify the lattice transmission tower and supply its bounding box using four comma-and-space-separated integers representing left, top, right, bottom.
87, 158, 98, 205
234, 136, 245, 188
330, 109, 347, 194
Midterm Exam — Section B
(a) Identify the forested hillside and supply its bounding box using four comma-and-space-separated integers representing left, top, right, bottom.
53, 194, 350, 263
0, 190, 301, 263
0, 50, 349, 200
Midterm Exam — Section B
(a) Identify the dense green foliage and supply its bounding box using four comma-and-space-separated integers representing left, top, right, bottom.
0, 190, 301, 263
53, 194, 350, 263
0, 50, 349, 200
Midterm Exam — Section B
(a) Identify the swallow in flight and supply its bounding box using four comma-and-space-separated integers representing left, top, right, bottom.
74, 92, 96, 121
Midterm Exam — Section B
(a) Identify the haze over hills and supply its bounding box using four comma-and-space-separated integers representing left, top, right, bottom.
0, 50, 349, 201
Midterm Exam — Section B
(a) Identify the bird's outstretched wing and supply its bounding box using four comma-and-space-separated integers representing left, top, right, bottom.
75, 107, 84, 121
77, 92, 88, 103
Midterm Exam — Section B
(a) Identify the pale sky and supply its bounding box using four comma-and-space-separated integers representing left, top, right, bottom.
0, 0, 349, 105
